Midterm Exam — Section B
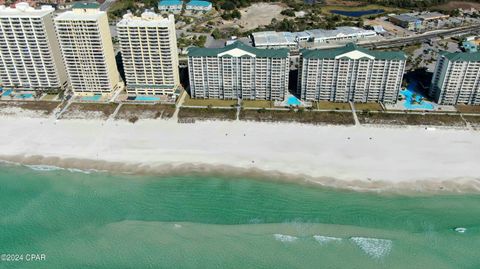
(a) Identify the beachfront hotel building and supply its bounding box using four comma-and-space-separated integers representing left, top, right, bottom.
298, 44, 406, 103
54, 3, 121, 95
430, 51, 480, 105
0, 3, 67, 91
188, 41, 289, 100
117, 12, 179, 95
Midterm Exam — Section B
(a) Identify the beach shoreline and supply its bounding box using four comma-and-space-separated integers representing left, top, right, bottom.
1, 116, 479, 193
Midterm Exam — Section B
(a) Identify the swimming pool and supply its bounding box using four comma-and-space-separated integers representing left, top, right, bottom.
330, 9, 384, 17
2, 90, 13, 96
81, 95, 102, 101
135, 95, 160, 101
285, 95, 302, 106
400, 82, 434, 110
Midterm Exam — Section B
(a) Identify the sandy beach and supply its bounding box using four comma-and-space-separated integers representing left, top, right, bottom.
0, 116, 479, 192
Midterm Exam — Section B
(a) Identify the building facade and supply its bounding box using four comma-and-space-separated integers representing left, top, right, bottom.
188, 42, 289, 100
0, 3, 67, 91
117, 12, 179, 95
157, 0, 182, 13
54, 3, 121, 95
185, 0, 212, 12
430, 51, 480, 105
298, 44, 406, 103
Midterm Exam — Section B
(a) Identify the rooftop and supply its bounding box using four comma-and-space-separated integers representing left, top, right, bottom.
0, 3, 54, 17
252, 31, 297, 47
188, 41, 289, 58
117, 12, 174, 27
72, 2, 100, 9
186, 0, 212, 7
306, 26, 376, 39
158, 0, 182, 6
301, 43, 406, 61
440, 51, 480, 62
389, 14, 419, 22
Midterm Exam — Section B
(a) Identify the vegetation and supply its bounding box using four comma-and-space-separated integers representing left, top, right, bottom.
221, 9, 242, 20
116, 104, 175, 120
0, 101, 60, 115
178, 107, 237, 121
177, 35, 207, 48
280, 9, 296, 17
183, 95, 237, 107
61, 103, 119, 120
315, 101, 352, 110
357, 111, 466, 126
455, 105, 480, 114
242, 100, 274, 109
240, 109, 355, 125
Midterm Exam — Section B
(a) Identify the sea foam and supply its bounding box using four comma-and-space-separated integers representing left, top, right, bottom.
313, 235, 342, 245
273, 234, 298, 242
24, 164, 64, 172
350, 237, 392, 259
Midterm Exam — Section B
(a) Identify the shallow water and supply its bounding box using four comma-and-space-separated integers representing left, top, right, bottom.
0, 164, 478, 268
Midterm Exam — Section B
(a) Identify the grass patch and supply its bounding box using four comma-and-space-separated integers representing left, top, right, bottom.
0, 101, 60, 115
240, 109, 354, 125
456, 105, 480, 114
242, 100, 274, 109
354, 103, 383, 111
62, 103, 118, 120
178, 107, 236, 121
183, 95, 237, 107
357, 112, 466, 126
116, 104, 176, 121
41, 94, 59, 101
315, 101, 351, 111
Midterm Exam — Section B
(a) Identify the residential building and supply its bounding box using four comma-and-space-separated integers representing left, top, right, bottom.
430, 51, 480, 105
185, 0, 211, 12
298, 44, 406, 103
54, 3, 121, 95
158, 0, 182, 13
0, 3, 67, 91
188, 41, 289, 100
117, 12, 179, 95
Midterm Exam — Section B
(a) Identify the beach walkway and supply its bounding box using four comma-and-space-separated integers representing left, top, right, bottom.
349, 101, 360, 126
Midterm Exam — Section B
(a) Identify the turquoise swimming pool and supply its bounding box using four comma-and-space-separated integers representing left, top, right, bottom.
400, 82, 434, 110
81, 95, 102, 101
136, 95, 160, 101
285, 95, 301, 106
17, 93, 33, 99
2, 90, 13, 96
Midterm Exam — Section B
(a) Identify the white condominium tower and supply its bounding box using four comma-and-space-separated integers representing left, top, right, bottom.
54, 3, 121, 95
188, 41, 289, 100
298, 44, 406, 103
430, 51, 480, 105
0, 3, 67, 91
117, 12, 179, 95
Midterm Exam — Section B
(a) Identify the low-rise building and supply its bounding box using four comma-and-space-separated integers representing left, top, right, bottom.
251, 31, 298, 49
298, 43, 406, 103
158, 0, 182, 13
188, 41, 290, 100
389, 14, 422, 31
185, 0, 211, 12
430, 51, 480, 105
306, 27, 377, 44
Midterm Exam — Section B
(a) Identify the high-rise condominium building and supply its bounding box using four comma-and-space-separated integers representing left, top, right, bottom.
298, 44, 406, 103
117, 12, 179, 95
54, 3, 121, 95
430, 51, 480, 105
0, 3, 67, 91
188, 41, 289, 100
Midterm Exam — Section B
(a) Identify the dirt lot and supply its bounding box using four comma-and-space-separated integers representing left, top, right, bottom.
61, 103, 118, 120
222, 3, 286, 31
240, 109, 355, 125
357, 112, 466, 127
115, 104, 175, 122
178, 107, 237, 121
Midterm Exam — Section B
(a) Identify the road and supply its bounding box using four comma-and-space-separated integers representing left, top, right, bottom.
100, 0, 116, 11
361, 24, 480, 48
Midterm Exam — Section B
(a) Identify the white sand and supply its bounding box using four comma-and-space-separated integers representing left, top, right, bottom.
1, 117, 479, 191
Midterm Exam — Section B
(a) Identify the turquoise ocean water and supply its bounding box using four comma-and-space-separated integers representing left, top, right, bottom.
0, 164, 479, 268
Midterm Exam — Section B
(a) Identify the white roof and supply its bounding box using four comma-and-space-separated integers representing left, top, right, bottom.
117, 12, 174, 27
0, 3, 54, 17
306, 27, 376, 40
252, 31, 297, 46
55, 9, 105, 21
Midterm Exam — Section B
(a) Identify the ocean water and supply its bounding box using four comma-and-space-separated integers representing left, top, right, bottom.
0, 164, 479, 268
